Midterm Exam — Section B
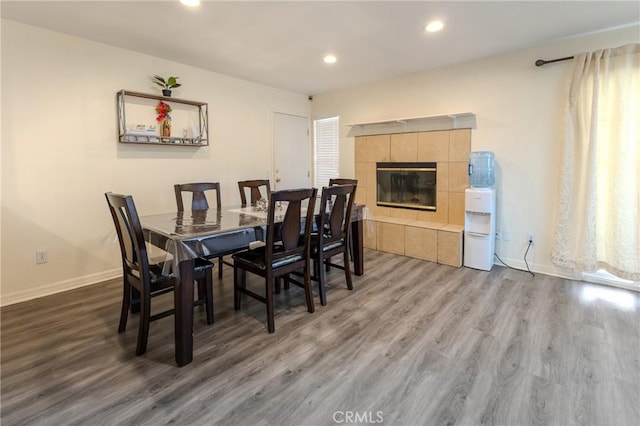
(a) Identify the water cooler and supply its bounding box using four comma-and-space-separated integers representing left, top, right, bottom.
464, 152, 496, 271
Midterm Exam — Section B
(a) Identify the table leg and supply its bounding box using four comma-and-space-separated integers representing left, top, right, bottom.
175, 258, 194, 366
351, 219, 364, 276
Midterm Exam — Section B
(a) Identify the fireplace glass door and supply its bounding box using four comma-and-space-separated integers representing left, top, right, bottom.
376, 162, 437, 211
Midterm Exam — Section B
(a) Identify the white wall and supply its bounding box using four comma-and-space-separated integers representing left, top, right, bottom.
0, 20, 309, 305
311, 25, 640, 278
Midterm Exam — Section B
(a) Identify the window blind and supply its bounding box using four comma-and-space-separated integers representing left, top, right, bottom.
314, 116, 339, 188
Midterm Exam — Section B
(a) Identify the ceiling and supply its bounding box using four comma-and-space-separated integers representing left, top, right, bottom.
2, 1, 639, 95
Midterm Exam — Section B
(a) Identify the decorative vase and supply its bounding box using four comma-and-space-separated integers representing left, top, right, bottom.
160, 118, 172, 138
162, 89, 172, 97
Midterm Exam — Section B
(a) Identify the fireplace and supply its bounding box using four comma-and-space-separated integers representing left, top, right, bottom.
376, 162, 437, 211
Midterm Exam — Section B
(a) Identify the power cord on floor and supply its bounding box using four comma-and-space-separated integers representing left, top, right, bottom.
494, 241, 535, 277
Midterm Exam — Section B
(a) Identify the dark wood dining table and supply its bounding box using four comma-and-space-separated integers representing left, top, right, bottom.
140, 204, 365, 366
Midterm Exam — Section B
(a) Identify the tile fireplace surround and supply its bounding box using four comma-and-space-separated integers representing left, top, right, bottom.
354, 129, 471, 267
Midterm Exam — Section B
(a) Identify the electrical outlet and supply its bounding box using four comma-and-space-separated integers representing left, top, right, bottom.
495, 230, 501, 240
36, 249, 48, 264
527, 234, 535, 245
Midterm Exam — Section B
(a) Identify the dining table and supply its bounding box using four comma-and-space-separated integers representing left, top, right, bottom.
140, 203, 365, 366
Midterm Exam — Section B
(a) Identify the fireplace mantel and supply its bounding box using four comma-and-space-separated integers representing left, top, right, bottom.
346, 112, 476, 137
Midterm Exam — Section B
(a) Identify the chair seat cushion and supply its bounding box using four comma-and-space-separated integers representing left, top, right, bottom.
232, 246, 304, 270
308, 234, 346, 255
146, 264, 172, 283
145, 264, 176, 295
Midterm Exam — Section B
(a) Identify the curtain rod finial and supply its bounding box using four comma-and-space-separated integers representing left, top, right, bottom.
535, 59, 546, 67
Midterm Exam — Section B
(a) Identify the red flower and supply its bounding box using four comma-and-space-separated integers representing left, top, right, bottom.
155, 101, 172, 122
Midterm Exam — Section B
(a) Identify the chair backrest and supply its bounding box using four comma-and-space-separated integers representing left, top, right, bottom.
266, 188, 317, 264
329, 178, 358, 198
329, 178, 358, 186
174, 182, 221, 211
318, 184, 356, 246
238, 179, 271, 206
105, 192, 152, 288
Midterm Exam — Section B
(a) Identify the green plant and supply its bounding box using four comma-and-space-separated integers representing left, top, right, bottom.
153, 75, 182, 90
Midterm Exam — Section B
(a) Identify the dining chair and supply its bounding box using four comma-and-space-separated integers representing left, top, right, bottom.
238, 179, 271, 206
232, 188, 317, 333
329, 178, 358, 191
329, 178, 358, 265
174, 182, 228, 278
298, 184, 356, 306
174, 182, 221, 211
105, 192, 214, 356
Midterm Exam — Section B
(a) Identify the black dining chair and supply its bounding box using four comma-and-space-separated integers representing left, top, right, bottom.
174, 182, 221, 211
328, 178, 358, 265
174, 182, 229, 278
105, 192, 214, 356
329, 178, 358, 192
232, 188, 317, 333
291, 184, 356, 306
238, 179, 271, 206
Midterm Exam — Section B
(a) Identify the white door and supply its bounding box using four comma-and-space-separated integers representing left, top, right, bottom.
273, 112, 310, 190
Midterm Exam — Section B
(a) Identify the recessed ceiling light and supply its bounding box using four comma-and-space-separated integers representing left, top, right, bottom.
324, 55, 337, 64
179, 0, 200, 7
425, 20, 444, 33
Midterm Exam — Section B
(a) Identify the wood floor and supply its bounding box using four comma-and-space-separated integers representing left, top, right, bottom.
2, 249, 639, 425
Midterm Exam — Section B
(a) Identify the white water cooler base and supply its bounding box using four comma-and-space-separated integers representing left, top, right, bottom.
464, 233, 494, 270
464, 188, 495, 271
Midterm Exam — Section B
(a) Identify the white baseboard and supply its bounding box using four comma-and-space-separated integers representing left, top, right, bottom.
492, 256, 573, 280
1, 268, 121, 307
492, 257, 639, 292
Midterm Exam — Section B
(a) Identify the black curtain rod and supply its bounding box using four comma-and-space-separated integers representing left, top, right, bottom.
535, 56, 574, 67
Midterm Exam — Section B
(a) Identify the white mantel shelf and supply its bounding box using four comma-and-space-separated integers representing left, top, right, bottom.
345, 113, 476, 137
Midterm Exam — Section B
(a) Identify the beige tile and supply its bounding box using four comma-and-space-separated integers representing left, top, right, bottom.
377, 222, 405, 255
374, 216, 414, 225
450, 129, 471, 162
437, 229, 463, 267
448, 162, 469, 193
355, 136, 367, 163
365, 184, 395, 219
366, 186, 377, 207
417, 191, 448, 223
415, 211, 442, 225
390, 208, 418, 221
407, 220, 446, 230
364, 219, 377, 249
366, 134, 390, 163
448, 192, 465, 225
355, 162, 367, 188
442, 224, 465, 232
368, 204, 395, 219
355, 188, 367, 206
405, 226, 437, 262
437, 162, 449, 192
390, 133, 418, 162
365, 162, 377, 191
418, 131, 449, 162
434, 191, 450, 223
367, 204, 382, 218
370, 215, 393, 223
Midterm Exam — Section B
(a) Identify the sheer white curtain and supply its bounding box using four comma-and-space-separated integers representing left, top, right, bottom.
552, 43, 640, 282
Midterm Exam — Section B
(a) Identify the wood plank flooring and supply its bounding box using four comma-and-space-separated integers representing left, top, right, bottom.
2, 249, 639, 425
